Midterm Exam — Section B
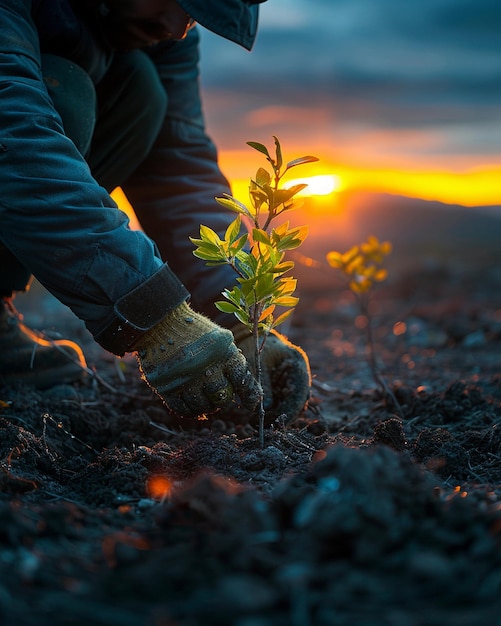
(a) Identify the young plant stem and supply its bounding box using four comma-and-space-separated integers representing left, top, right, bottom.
262, 171, 280, 231
359, 295, 404, 419
252, 304, 266, 448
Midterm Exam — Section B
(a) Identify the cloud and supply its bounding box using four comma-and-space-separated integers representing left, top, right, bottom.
198, 0, 501, 164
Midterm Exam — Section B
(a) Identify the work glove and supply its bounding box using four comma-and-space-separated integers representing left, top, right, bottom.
233, 325, 311, 423
134, 302, 261, 418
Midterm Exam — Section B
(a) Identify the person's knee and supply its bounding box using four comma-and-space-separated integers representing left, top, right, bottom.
41, 54, 96, 156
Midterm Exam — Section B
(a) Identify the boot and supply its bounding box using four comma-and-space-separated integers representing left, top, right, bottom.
0, 298, 87, 389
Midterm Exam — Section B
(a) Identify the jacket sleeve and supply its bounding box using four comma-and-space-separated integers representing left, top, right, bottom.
0, 0, 188, 347
122, 28, 239, 325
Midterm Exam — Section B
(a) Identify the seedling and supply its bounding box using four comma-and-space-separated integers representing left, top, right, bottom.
191, 137, 317, 446
327, 236, 403, 417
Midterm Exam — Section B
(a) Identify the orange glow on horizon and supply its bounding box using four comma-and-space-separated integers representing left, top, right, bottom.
217, 150, 501, 208
111, 148, 501, 233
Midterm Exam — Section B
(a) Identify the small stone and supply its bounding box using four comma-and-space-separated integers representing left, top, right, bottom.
462, 329, 486, 348
43, 385, 80, 401
242, 453, 265, 471
137, 498, 157, 510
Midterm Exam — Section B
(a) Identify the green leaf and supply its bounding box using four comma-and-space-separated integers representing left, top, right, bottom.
273, 186, 306, 207
199, 224, 222, 246
237, 275, 259, 293
270, 261, 295, 274
216, 194, 251, 217
258, 304, 276, 322
234, 310, 251, 326
192, 249, 224, 262
272, 280, 296, 300
229, 234, 248, 255
274, 225, 309, 251
246, 141, 270, 158
252, 228, 271, 245
284, 183, 308, 198
273, 296, 299, 307
249, 187, 268, 214
194, 242, 221, 255
222, 286, 244, 307
254, 274, 278, 303
273, 136, 283, 170
271, 308, 295, 329
255, 167, 271, 187
245, 289, 259, 308
291, 225, 309, 241
285, 156, 319, 171
215, 301, 240, 314
235, 252, 257, 279
224, 215, 242, 245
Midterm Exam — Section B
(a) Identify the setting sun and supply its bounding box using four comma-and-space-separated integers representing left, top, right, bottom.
285, 174, 343, 197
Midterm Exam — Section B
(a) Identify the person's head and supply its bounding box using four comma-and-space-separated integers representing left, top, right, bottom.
97, 0, 195, 49
97, 0, 266, 51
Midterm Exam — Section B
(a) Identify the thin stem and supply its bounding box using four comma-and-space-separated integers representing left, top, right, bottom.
228, 258, 247, 281
262, 168, 282, 231
252, 305, 266, 448
359, 295, 405, 419
262, 213, 273, 231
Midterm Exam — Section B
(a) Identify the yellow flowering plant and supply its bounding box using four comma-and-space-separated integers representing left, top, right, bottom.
326, 236, 392, 294
327, 236, 403, 416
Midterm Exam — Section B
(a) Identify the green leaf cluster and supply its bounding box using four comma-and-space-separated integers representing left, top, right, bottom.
220, 136, 318, 231
190, 137, 315, 334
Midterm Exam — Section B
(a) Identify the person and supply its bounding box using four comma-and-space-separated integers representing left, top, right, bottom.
0, 0, 311, 422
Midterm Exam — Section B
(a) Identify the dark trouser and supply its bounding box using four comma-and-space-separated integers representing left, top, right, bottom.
0, 51, 166, 298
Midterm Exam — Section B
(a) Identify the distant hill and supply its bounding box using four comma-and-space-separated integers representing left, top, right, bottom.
289, 191, 501, 288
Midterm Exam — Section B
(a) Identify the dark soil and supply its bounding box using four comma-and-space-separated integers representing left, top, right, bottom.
1, 260, 500, 626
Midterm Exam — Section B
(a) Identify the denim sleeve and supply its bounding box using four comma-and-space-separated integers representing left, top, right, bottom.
122, 29, 238, 326
0, 0, 186, 342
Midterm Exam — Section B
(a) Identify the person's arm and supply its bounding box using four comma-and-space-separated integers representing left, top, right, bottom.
122, 29, 237, 324
0, 1, 183, 342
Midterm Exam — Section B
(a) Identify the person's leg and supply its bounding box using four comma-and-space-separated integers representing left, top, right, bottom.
41, 54, 97, 157
0, 246, 31, 299
87, 50, 167, 192
0, 54, 96, 388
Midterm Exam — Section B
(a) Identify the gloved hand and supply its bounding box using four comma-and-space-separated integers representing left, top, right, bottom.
133, 302, 261, 418
233, 325, 311, 423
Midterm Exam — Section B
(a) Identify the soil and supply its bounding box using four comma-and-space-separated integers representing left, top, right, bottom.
0, 259, 500, 626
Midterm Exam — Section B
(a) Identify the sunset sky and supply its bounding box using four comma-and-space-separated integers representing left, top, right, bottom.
198, 0, 501, 207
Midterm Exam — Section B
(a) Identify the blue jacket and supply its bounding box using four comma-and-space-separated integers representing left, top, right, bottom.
0, 0, 260, 354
